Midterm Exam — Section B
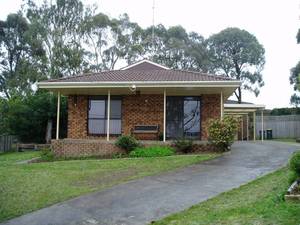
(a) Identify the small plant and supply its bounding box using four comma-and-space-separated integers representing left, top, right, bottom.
115, 135, 140, 153
173, 138, 193, 153
289, 151, 300, 179
40, 148, 55, 161
208, 116, 239, 151
129, 146, 175, 158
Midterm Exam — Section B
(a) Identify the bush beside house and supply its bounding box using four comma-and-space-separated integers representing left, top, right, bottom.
208, 116, 239, 151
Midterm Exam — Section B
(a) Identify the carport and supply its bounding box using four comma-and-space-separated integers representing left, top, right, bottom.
224, 100, 265, 141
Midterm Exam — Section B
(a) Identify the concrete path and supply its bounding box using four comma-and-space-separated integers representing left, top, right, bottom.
2, 141, 299, 225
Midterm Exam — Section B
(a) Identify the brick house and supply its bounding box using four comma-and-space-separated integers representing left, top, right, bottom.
38, 60, 242, 157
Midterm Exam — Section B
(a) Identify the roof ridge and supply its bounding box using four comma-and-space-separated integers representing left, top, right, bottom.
171, 69, 234, 80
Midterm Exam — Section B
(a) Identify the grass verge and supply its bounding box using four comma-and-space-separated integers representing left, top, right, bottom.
0, 151, 217, 222
153, 167, 300, 225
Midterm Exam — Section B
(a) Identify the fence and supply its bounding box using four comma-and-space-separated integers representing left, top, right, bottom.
256, 115, 300, 139
0, 135, 16, 153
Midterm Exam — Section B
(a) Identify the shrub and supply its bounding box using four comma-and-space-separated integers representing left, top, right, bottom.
289, 151, 300, 178
115, 135, 140, 153
129, 146, 175, 158
40, 148, 55, 161
173, 138, 193, 153
208, 116, 239, 151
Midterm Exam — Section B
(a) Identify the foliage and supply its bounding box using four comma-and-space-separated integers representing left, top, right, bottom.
173, 138, 193, 153
129, 146, 175, 158
289, 61, 300, 106
269, 107, 300, 115
0, 151, 216, 222
143, 24, 210, 72
153, 168, 300, 225
0, 13, 45, 99
207, 28, 265, 102
0, 91, 67, 143
208, 116, 239, 151
115, 135, 140, 153
40, 148, 54, 161
289, 151, 300, 178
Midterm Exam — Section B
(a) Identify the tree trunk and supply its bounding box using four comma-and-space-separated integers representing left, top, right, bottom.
238, 87, 242, 103
45, 119, 52, 144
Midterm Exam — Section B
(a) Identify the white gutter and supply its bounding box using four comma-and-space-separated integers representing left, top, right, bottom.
224, 104, 265, 109
38, 80, 241, 89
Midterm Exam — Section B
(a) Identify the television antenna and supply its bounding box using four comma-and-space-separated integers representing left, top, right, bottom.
152, 0, 155, 46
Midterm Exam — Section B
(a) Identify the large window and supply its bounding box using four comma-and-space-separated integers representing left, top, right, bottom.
166, 97, 201, 139
88, 96, 122, 135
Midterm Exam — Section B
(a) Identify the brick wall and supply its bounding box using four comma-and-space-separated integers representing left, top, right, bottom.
201, 94, 221, 140
122, 94, 164, 140
66, 94, 221, 140
51, 139, 218, 158
68, 95, 88, 139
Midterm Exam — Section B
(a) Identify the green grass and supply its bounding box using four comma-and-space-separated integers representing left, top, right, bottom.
153, 168, 300, 225
0, 151, 217, 222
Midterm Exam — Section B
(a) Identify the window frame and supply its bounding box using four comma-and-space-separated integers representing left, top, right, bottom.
166, 96, 201, 140
87, 96, 122, 136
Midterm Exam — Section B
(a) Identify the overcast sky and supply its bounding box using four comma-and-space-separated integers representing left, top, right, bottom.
1, 0, 300, 109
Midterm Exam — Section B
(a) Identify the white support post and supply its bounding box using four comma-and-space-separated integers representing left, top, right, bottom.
220, 91, 224, 119
261, 110, 264, 142
107, 90, 111, 141
246, 114, 249, 141
56, 91, 61, 140
163, 89, 166, 142
241, 116, 244, 141
253, 111, 256, 141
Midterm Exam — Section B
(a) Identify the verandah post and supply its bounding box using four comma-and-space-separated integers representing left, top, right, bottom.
107, 90, 111, 141
56, 91, 61, 140
163, 88, 166, 142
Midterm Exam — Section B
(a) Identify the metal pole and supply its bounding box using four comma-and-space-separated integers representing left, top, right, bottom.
261, 110, 264, 142
56, 91, 61, 140
253, 111, 256, 141
107, 90, 111, 141
241, 116, 244, 141
246, 114, 249, 141
163, 89, 166, 142
220, 91, 224, 119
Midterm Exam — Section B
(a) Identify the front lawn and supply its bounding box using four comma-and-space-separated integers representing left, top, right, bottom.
153, 167, 300, 225
0, 151, 217, 222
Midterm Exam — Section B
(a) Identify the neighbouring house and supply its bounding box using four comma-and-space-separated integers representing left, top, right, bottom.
38, 59, 245, 157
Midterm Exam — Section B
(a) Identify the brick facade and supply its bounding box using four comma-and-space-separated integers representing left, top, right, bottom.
201, 94, 221, 140
67, 94, 221, 140
122, 94, 164, 140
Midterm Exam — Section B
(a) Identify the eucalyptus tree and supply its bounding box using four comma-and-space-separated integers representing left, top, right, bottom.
207, 27, 265, 103
83, 13, 144, 71
143, 25, 209, 72
0, 13, 45, 99
25, 0, 88, 78
289, 29, 300, 106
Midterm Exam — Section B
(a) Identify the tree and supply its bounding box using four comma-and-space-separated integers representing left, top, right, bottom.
207, 27, 265, 103
0, 91, 67, 143
143, 25, 210, 72
289, 29, 300, 106
0, 13, 45, 99
25, 0, 88, 78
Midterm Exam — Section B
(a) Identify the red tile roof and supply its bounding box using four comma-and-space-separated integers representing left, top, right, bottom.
43, 61, 235, 83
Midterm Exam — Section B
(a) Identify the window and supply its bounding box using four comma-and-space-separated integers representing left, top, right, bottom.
88, 96, 122, 135
166, 97, 201, 139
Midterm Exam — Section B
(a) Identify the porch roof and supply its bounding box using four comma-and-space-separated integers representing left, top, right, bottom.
224, 100, 265, 114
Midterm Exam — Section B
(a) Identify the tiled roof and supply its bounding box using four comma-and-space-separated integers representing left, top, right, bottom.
44, 69, 234, 83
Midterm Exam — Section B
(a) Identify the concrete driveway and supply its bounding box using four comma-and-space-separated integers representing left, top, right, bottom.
2, 141, 299, 225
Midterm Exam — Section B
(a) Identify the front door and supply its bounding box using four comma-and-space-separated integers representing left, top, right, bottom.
166, 96, 201, 139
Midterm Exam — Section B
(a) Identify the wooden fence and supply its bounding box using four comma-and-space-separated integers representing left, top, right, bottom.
256, 115, 300, 138
0, 135, 16, 153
